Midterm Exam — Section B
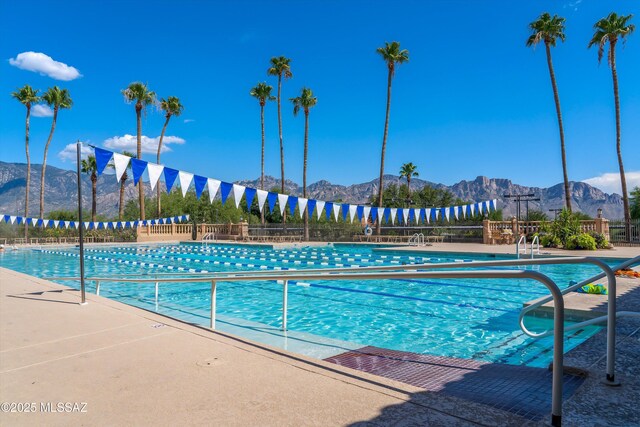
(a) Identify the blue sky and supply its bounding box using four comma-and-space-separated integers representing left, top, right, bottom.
1, 0, 639, 195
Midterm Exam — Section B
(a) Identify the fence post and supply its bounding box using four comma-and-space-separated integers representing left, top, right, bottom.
483, 219, 491, 244
511, 217, 518, 237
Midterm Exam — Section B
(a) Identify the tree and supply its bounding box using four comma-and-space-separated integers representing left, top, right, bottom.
527, 13, 572, 212
630, 187, 640, 220
81, 155, 98, 222
122, 82, 156, 221
156, 96, 184, 217
375, 41, 409, 235
399, 162, 419, 195
589, 12, 635, 237
290, 87, 318, 241
250, 82, 275, 224
267, 56, 293, 198
11, 84, 40, 240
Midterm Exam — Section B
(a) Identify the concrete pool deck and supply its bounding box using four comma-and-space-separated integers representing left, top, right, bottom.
1, 266, 639, 426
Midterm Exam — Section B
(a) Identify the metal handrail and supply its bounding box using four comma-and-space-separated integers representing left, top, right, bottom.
516, 235, 527, 259
201, 232, 215, 248
50, 268, 566, 426
531, 235, 540, 258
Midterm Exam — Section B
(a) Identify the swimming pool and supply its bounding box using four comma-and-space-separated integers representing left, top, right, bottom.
0, 243, 621, 367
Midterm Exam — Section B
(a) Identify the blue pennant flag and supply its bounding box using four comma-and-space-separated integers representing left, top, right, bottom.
97, 222, 104, 230
356, 206, 364, 221
16, 216, 22, 225
193, 175, 208, 199
47, 220, 55, 228
219, 182, 233, 204
490, 199, 496, 211
419, 209, 426, 223
2, 215, 8, 223
288, 196, 298, 217
36, 218, 44, 227
449, 206, 456, 221
384, 208, 391, 224
409, 209, 415, 224
94, 147, 113, 176
307, 199, 316, 217
131, 158, 148, 185
371, 208, 378, 223
150, 220, 156, 225
325, 202, 333, 220
69, 221, 75, 228
107, 222, 114, 229
245, 187, 257, 209
341, 204, 349, 221
267, 192, 278, 213
466, 204, 472, 217
163, 168, 179, 193
431, 208, 438, 222
116, 222, 122, 229
440, 208, 447, 222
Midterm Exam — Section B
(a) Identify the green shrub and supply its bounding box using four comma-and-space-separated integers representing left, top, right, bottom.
541, 234, 560, 248
565, 233, 597, 250
550, 209, 581, 247
588, 232, 609, 249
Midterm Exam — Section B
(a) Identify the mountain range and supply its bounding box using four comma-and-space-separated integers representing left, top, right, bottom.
0, 161, 625, 220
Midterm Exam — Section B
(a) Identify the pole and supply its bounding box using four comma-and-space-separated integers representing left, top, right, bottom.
76, 140, 87, 304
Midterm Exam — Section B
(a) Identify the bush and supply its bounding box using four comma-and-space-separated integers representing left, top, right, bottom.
550, 209, 581, 247
565, 233, 597, 250
541, 234, 560, 248
588, 232, 609, 249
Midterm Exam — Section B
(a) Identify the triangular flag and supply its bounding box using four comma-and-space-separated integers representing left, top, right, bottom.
94, 147, 113, 176
207, 178, 221, 202
232, 184, 246, 208
332, 203, 340, 221
220, 182, 233, 204
413, 208, 421, 224
356, 206, 364, 221
64, 221, 70, 229
390, 208, 397, 224
470, 204, 475, 216
33, 218, 39, 227
307, 199, 316, 217
147, 163, 164, 191
341, 204, 349, 221
178, 171, 194, 197
277, 194, 289, 215
298, 198, 308, 217
288, 196, 298, 217
10, 216, 16, 224
377, 208, 385, 224
267, 192, 278, 213
371, 208, 378, 223
315, 200, 325, 219
325, 202, 333, 220
459, 205, 465, 219
349, 205, 357, 223
363, 206, 371, 222
492, 199, 498, 211
451, 206, 458, 221
256, 189, 268, 212
112, 153, 131, 183
131, 158, 148, 185
432, 209, 438, 222
440, 207, 447, 222
445, 208, 450, 222
163, 168, 179, 193
402, 208, 410, 224
384, 208, 390, 224
53, 220, 59, 228
193, 175, 208, 200
425, 209, 431, 224
245, 187, 257, 210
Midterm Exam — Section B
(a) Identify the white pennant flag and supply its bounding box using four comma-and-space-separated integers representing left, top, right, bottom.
232, 184, 246, 208
454, 206, 459, 220
484, 200, 491, 213
332, 204, 341, 221
461, 205, 467, 219
10, 216, 16, 224
316, 200, 325, 219
377, 208, 385, 223
112, 153, 131, 183
84, 222, 90, 229
178, 171, 193, 197
402, 208, 410, 224
207, 179, 221, 202
74, 222, 79, 229
53, 220, 59, 228
413, 208, 421, 224
31, 218, 38, 226
435, 209, 440, 220
64, 221, 70, 229
278, 194, 289, 215
390, 208, 397, 224
298, 198, 308, 217
445, 208, 450, 222
349, 205, 357, 223
256, 189, 268, 212
363, 206, 371, 221
426, 209, 431, 224
470, 204, 475, 216
147, 163, 164, 191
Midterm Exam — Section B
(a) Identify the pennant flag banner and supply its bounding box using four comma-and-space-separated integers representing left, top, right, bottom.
0, 215, 190, 230
86, 147, 500, 226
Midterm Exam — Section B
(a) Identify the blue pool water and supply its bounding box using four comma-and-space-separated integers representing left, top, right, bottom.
1, 243, 623, 367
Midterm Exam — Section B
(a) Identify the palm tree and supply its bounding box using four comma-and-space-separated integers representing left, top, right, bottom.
375, 42, 409, 234
399, 162, 419, 195
267, 56, 293, 198
156, 96, 184, 217
290, 87, 318, 241
81, 155, 98, 222
122, 82, 156, 220
527, 13, 572, 212
40, 86, 73, 219
11, 85, 40, 240
589, 12, 635, 238
250, 82, 275, 224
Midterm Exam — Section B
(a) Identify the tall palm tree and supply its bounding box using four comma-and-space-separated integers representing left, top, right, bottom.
122, 82, 156, 220
40, 86, 73, 218
375, 41, 409, 234
81, 155, 98, 222
250, 82, 275, 224
589, 12, 635, 237
527, 13, 572, 212
290, 87, 318, 241
267, 56, 293, 198
399, 162, 419, 195
156, 96, 184, 217
11, 85, 40, 240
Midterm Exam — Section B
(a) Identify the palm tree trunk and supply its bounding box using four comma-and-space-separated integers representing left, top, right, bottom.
91, 174, 97, 222
277, 75, 286, 224
157, 115, 170, 218
407, 176, 411, 195
260, 103, 265, 225
376, 68, 393, 235
610, 40, 631, 239
136, 106, 145, 220
119, 177, 126, 221
40, 108, 58, 218
303, 109, 309, 241
545, 42, 572, 212
24, 106, 31, 240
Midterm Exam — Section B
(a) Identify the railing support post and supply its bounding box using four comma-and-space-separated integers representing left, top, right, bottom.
95, 280, 100, 296
210, 280, 217, 330
282, 280, 288, 331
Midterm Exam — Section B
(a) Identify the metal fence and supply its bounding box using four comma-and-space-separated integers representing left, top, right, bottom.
608, 219, 640, 246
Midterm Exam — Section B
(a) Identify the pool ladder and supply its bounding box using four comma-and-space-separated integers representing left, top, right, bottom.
516, 235, 540, 259
202, 232, 215, 248
408, 233, 425, 246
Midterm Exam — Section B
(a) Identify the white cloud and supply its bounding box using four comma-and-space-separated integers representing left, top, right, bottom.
9, 51, 82, 81
103, 134, 186, 154
58, 142, 93, 162
31, 104, 54, 117
183, 119, 195, 123
583, 171, 640, 196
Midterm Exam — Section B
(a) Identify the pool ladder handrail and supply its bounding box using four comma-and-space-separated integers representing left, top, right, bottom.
201, 232, 215, 247
516, 235, 540, 259
408, 233, 425, 247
